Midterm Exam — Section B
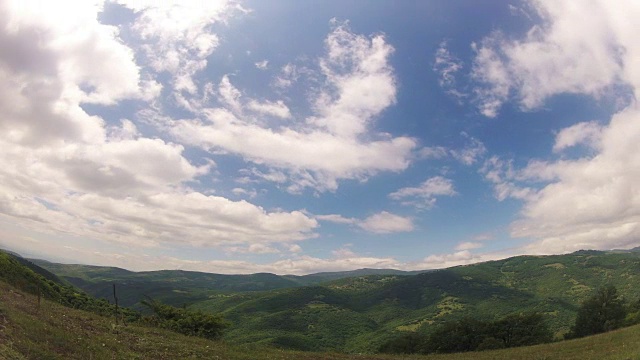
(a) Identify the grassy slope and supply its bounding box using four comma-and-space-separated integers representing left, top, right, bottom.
2, 280, 640, 360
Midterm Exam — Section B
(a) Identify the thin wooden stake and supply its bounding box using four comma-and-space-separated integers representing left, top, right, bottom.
37, 283, 41, 311
113, 283, 119, 326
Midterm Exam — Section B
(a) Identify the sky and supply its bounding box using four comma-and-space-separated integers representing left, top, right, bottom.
1, 0, 639, 275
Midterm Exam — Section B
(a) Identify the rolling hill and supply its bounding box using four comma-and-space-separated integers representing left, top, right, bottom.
190, 250, 640, 352
25, 249, 640, 353
30, 259, 426, 309
2, 271, 640, 360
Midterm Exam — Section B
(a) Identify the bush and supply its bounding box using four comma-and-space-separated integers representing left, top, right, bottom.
142, 299, 229, 339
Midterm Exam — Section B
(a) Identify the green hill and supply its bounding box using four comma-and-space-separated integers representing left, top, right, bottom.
30, 259, 424, 310
189, 251, 640, 352
3, 276, 640, 360
27, 250, 640, 354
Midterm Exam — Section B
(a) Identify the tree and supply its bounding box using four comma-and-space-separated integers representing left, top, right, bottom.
568, 285, 626, 338
423, 317, 487, 353
378, 332, 425, 354
492, 313, 552, 348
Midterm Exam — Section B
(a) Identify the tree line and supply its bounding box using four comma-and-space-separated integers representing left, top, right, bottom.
381, 285, 640, 355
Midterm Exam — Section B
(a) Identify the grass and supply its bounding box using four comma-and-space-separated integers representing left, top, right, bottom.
2, 280, 640, 360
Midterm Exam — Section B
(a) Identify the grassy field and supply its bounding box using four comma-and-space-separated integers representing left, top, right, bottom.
2, 280, 640, 360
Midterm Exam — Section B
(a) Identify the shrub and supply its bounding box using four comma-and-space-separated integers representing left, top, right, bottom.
142, 299, 229, 339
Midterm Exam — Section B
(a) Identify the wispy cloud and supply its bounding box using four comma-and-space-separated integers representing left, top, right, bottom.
433, 40, 466, 101
169, 21, 417, 192
317, 211, 414, 234
255, 59, 269, 70
389, 176, 457, 209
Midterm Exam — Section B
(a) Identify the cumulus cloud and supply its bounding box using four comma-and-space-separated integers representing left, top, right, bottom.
552, 121, 604, 152
389, 176, 457, 209
471, 0, 633, 117
514, 105, 640, 253
169, 21, 417, 192
472, 0, 640, 254
0, 0, 319, 254
0, 0, 155, 147
358, 212, 414, 234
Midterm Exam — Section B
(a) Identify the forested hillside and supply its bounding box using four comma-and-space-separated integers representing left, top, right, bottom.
177, 251, 640, 352
2, 260, 640, 360
33, 250, 640, 353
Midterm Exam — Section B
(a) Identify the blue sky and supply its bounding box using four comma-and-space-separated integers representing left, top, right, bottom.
1, 0, 639, 274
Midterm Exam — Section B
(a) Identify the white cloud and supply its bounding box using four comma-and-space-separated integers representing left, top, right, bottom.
308, 19, 397, 138
414, 249, 514, 270
471, 0, 640, 254
332, 246, 356, 258
218, 75, 243, 114
247, 244, 280, 254
115, 0, 246, 95
316, 214, 356, 224
0, 0, 319, 254
247, 99, 292, 119
454, 241, 483, 251
514, 105, 640, 253
231, 187, 257, 199
255, 59, 269, 70
0, 0, 157, 147
472, 233, 495, 241
451, 133, 487, 165
417, 146, 448, 160
2, 0, 155, 106
480, 156, 535, 202
316, 211, 414, 234
471, 0, 634, 117
433, 40, 466, 100
5, 242, 400, 275
415, 135, 486, 166
273, 63, 299, 89
358, 211, 414, 234
553, 121, 603, 152
389, 176, 456, 209
169, 22, 417, 192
